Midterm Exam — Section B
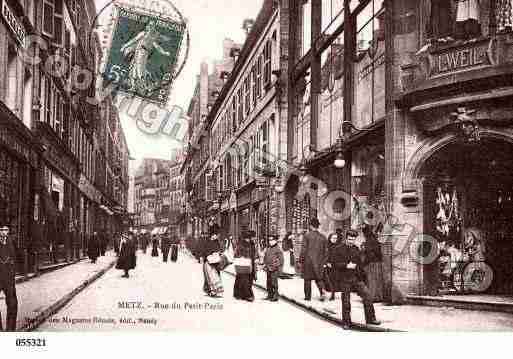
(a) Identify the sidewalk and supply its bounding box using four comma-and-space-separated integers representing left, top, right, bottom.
223, 262, 513, 331
0, 253, 117, 331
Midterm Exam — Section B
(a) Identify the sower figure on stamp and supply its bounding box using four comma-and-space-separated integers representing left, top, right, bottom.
0, 223, 18, 331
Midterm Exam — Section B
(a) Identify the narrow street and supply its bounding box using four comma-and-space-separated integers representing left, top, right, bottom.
36, 250, 340, 334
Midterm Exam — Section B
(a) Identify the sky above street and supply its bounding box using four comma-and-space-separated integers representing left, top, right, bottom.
94, 0, 264, 170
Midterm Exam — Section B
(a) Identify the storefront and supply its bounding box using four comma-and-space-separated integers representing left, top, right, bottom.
399, 79, 513, 298
236, 184, 253, 239
0, 102, 41, 275
37, 122, 80, 266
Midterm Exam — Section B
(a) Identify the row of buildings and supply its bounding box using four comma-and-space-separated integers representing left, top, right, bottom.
0, 0, 130, 277
180, 0, 513, 302
132, 152, 185, 238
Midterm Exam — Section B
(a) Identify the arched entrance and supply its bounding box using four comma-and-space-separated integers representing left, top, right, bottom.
418, 137, 513, 295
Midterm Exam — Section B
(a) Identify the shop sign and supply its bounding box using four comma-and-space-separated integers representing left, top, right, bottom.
1, 0, 26, 46
79, 175, 102, 203
428, 39, 494, 77
237, 189, 252, 208
0, 127, 29, 161
229, 192, 237, 210
44, 142, 76, 180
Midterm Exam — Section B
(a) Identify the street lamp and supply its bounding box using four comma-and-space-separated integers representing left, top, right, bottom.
274, 176, 285, 193
333, 137, 346, 169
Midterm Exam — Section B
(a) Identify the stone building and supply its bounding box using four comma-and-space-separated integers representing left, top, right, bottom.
283, 0, 513, 304
133, 158, 173, 233
0, 0, 129, 277
182, 39, 240, 239
204, 0, 290, 245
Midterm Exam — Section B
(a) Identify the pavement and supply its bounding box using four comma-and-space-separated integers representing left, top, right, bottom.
221, 249, 513, 331
0, 253, 117, 331
4, 248, 513, 332
36, 249, 340, 335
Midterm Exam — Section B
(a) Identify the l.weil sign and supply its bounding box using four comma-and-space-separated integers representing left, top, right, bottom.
428, 39, 494, 77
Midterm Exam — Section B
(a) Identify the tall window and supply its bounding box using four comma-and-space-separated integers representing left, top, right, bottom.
354, 0, 385, 129
244, 76, 250, 115
6, 44, 18, 113
231, 99, 237, 133
42, 0, 64, 45
251, 64, 257, 106
263, 40, 272, 89
301, 0, 312, 57
237, 88, 243, 125
256, 56, 263, 99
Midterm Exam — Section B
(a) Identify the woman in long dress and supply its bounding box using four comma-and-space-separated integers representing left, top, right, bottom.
233, 232, 257, 302
151, 235, 159, 257
362, 225, 384, 302
116, 234, 137, 278
200, 233, 224, 297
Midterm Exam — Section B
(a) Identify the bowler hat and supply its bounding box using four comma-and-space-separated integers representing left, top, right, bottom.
310, 217, 320, 228
346, 229, 359, 238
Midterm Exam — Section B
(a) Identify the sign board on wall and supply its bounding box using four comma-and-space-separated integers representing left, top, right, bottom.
1, 0, 26, 46
428, 39, 494, 77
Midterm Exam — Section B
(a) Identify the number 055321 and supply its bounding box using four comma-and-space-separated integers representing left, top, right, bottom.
16, 338, 46, 347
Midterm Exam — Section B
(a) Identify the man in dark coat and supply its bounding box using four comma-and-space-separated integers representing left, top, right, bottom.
263, 235, 284, 301
300, 218, 328, 301
99, 230, 107, 256
113, 232, 121, 256
161, 234, 171, 262
88, 232, 100, 263
326, 229, 381, 329
0, 224, 18, 331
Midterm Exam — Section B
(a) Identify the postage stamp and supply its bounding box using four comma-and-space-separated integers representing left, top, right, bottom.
103, 5, 186, 104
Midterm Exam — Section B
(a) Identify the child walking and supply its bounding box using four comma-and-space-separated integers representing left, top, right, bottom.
263, 235, 284, 302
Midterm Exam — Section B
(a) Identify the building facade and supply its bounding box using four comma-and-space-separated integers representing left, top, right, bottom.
284, 0, 513, 303
0, 0, 129, 277
133, 158, 173, 233
205, 0, 290, 246
168, 149, 185, 238
182, 39, 240, 240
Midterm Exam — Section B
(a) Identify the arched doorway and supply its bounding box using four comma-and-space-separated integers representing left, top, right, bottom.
418, 138, 513, 295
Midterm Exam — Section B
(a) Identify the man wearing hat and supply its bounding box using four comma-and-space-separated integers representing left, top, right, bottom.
334, 229, 381, 329
0, 224, 18, 331
300, 217, 328, 301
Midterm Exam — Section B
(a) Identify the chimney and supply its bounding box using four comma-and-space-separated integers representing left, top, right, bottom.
242, 18, 255, 36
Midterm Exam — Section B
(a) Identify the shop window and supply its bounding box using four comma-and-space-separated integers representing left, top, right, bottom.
354, 0, 385, 130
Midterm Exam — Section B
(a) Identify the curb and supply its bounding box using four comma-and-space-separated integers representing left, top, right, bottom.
222, 269, 400, 332
20, 259, 117, 332
15, 259, 88, 284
